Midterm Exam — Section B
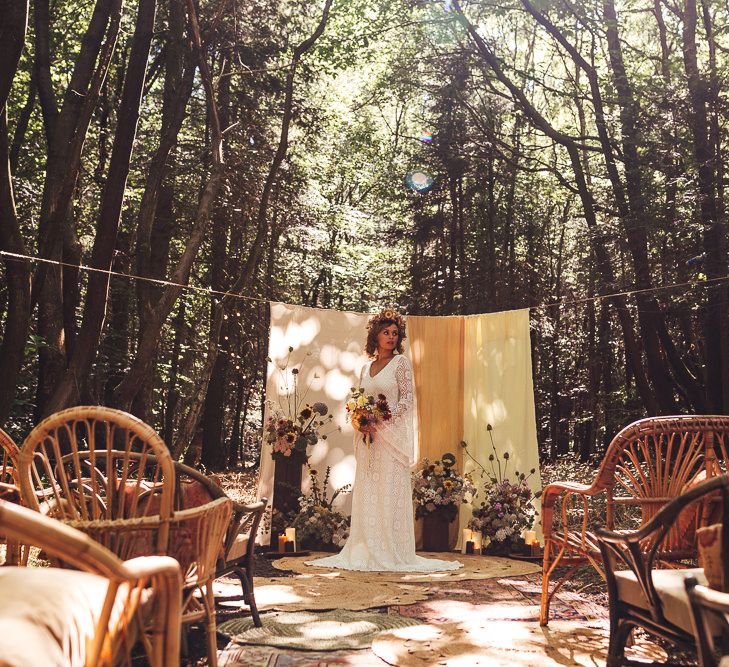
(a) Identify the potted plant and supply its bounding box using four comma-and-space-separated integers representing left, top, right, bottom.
463, 425, 541, 555
412, 452, 476, 551
264, 347, 339, 523
285, 466, 352, 551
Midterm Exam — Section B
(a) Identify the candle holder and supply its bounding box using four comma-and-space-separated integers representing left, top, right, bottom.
530, 542, 543, 558
284, 540, 295, 553
465, 540, 475, 555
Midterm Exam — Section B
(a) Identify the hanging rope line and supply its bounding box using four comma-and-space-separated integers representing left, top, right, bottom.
0, 249, 270, 305
1, 248, 726, 314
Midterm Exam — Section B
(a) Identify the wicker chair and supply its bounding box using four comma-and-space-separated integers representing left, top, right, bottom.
0, 497, 182, 666
17, 406, 232, 667
0, 427, 19, 488
172, 461, 266, 626
541, 415, 729, 626
596, 474, 729, 667
0, 428, 23, 565
686, 575, 729, 667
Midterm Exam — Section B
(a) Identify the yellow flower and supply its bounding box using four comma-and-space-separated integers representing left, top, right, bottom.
357, 395, 368, 407
443, 479, 454, 491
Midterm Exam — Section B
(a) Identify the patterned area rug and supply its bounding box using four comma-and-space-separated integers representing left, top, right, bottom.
371, 574, 665, 666
272, 552, 541, 583
217, 609, 421, 651
217, 572, 667, 666
393, 574, 607, 623
215, 576, 431, 612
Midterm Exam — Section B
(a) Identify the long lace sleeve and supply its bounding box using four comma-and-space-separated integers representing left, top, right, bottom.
390, 355, 414, 423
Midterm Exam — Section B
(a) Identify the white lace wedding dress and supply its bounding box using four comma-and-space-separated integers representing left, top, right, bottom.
306, 354, 463, 572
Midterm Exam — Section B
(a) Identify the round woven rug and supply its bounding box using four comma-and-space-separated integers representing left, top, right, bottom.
217, 609, 422, 651
273, 552, 541, 583
215, 576, 430, 611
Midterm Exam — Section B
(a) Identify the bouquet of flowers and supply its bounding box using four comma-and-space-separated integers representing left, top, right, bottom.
264, 347, 339, 463
287, 466, 352, 549
463, 425, 540, 553
411, 452, 476, 522
345, 387, 392, 445
264, 403, 331, 462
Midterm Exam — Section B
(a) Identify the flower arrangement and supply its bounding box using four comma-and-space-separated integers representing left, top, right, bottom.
345, 387, 391, 445
286, 466, 352, 549
411, 452, 476, 522
264, 347, 339, 463
462, 425, 541, 553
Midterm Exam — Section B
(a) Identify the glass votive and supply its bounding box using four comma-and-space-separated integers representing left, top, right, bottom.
465, 540, 475, 555
285, 527, 297, 552
461, 528, 473, 554
284, 540, 295, 553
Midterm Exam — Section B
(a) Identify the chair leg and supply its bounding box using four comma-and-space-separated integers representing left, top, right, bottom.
607, 616, 633, 667
236, 568, 261, 627
540, 539, 562, 626
204, 582, 219, 667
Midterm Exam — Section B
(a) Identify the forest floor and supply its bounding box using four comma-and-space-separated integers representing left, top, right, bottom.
180, 470, 698, 666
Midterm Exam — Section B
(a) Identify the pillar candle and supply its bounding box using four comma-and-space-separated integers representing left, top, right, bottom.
524, 530, 537, 545
285, 528, 297, 552
278, 535, 287, 553
472, 531, 483, 552
461, 528, 473, 554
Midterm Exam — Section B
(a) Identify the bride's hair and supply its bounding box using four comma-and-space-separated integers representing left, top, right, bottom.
365, 309, 407, 358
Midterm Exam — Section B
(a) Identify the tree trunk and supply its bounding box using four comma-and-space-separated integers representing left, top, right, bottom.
33, 0, 123, 413
172, 0, 334, 458
0, 0, 31, 425
45, 0, 157, 415
681, 0, 729, 412
112, 0, 226, 411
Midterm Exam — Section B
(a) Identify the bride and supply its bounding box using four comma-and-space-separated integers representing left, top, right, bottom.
306, 309, 462, 572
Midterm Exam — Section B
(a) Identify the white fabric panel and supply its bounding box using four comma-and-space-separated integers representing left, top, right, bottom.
257, 303, 373, 543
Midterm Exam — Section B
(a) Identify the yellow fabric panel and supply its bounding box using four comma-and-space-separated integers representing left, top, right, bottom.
408, 315, 464, 464
409, 315, 465, 549
460, 309, 542, 544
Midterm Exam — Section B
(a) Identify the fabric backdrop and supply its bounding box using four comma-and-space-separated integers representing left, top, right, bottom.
408, 315, 464, 548
460, 309, 542, 541
257, 303, 540, 547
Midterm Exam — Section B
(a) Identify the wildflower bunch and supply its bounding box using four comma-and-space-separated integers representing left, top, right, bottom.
287, 466, 352, 548
411, 452, 476, 522
264, 347, 339, 463
345, 387, 391, 446
462, 424, 541, 545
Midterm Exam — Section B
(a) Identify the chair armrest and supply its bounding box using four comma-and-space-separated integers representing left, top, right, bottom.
541, 480, 605, 542
120, 555, 182, 581
542, 481, 598, 507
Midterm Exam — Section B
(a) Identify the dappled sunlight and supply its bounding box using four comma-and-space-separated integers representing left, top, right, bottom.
298, 619, 378, 639
373, 617, 609, 666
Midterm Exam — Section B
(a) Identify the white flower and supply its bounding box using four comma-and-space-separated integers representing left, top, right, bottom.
495, 528, 507, 542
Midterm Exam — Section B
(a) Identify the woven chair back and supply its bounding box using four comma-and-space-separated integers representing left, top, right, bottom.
0, 428, 19, 487
594, 415, 729, 553
18, 407, 176, 557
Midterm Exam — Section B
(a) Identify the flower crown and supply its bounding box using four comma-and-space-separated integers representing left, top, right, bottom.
366, 308, 407, 338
